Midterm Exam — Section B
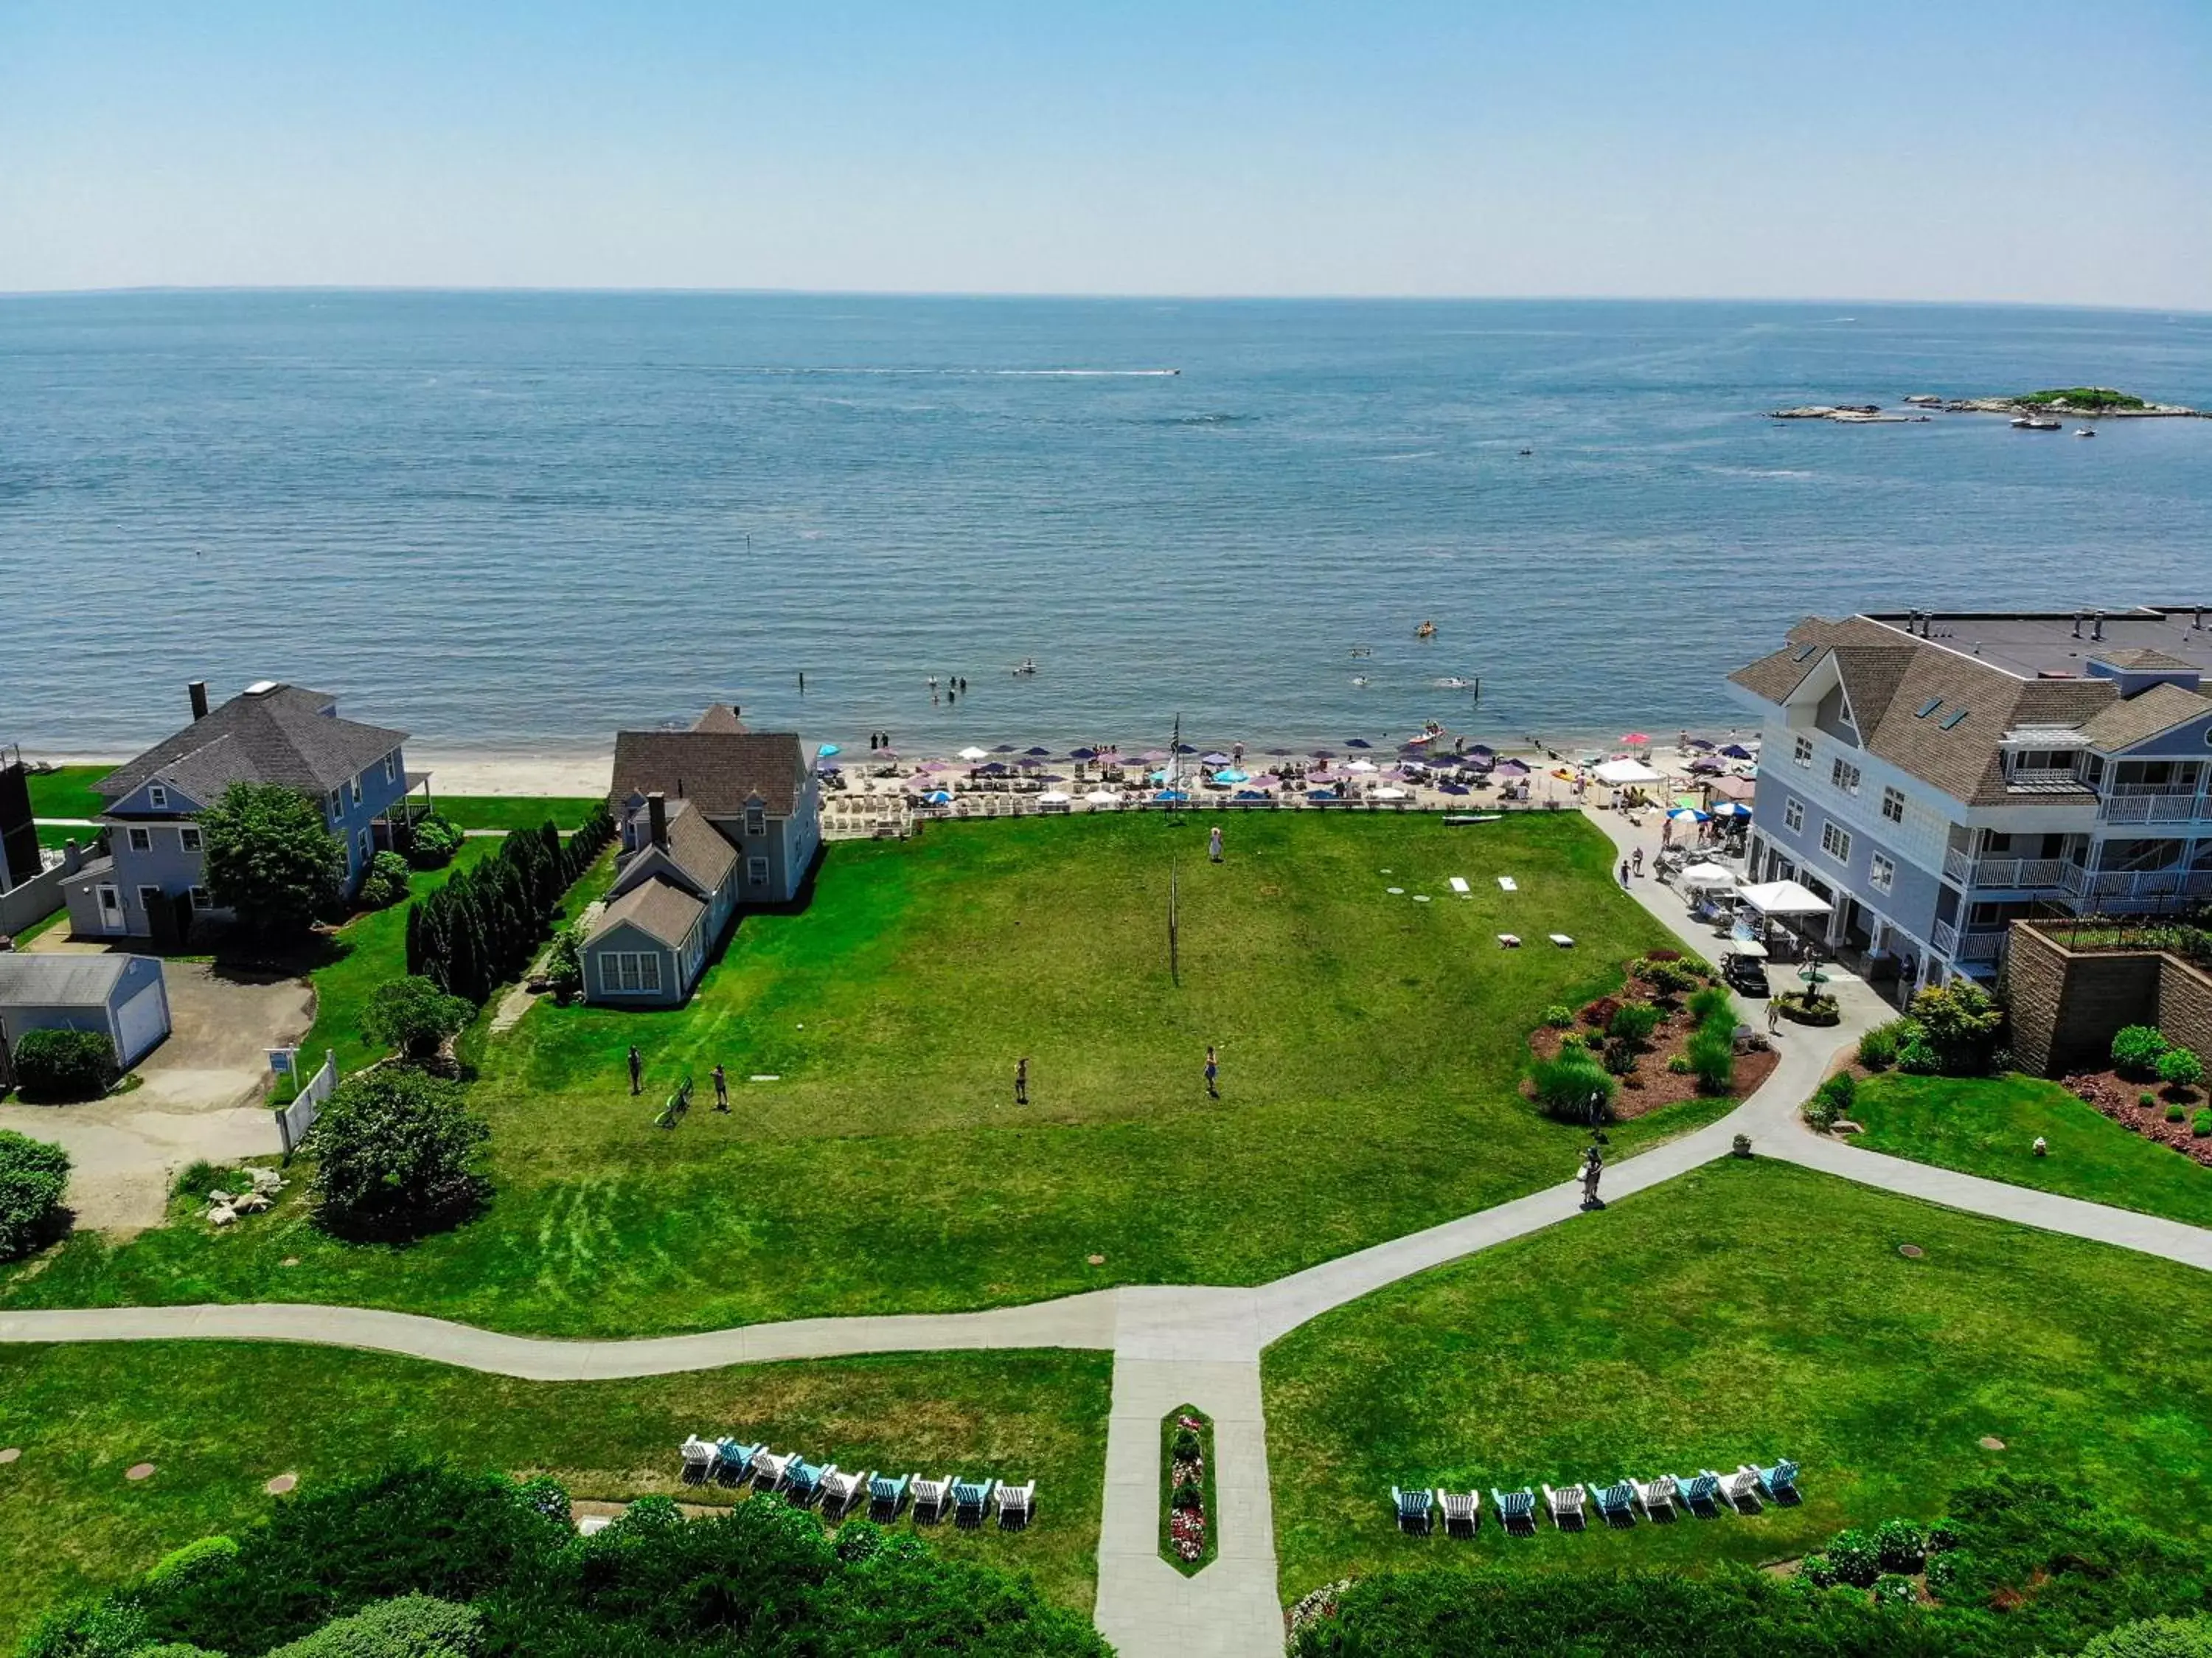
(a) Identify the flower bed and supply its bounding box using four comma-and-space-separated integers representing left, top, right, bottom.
1158, 1404, 1217, 1575
2061, 1071, 2212, 1168
1526, 957, 1778, 1120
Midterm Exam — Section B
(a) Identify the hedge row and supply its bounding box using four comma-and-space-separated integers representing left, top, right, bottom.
403, 806, 613, 1006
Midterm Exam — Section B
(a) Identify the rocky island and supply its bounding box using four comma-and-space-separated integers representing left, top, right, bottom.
1943, 387, 2205, 418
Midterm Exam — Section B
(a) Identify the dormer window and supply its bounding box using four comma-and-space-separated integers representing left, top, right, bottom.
148, 784, 168, 811
745, 803, 767, 837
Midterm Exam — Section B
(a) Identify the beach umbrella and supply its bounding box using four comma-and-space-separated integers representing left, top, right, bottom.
1720, 743, 1754, 760
1439, 781, 1470, 797
958, 746, 989, 762
1155, 788, 1189, 802
1685, 738, 1715, 752
1251, 773, 1281, 788
816, 743, 841, 757
1347, 758, 1380, 773
1201, 751, 1231, 765
1497, 758, 1530, 777
1310, 748, 1336, 760
1621, 732, 1652, 746
1038, 790, 1072, 804
1346, 738, 1373, 749
1216, 767, 1250, 783
1711, 800, 1753, 818
1374, 785, 1409, 800
923, 790, 952, 805
1466, 743, 1495, 757
1688, 757, 1724, 774
1068, 747, 1099, 760
992, 743, 1016, 753
1026, 746, 1052, 757
978, 762, 1009, 775
1139, 749, 1168, 763
1267, 747, 1295, 757
1667, 806, 1708, 822
1680, 861, 1736, 888
815, 760, 842, 773
1174, 742, 1197, 754
874, 747, 898, 760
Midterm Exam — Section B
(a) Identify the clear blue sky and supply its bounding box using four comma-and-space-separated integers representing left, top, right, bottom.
3, 1, 2206, 306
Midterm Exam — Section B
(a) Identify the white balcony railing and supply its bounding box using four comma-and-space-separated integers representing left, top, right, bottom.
1944, 855, 2073, 890
2006, 767, 2090, 789
2099, 791, 2211, 825
1930, 918, 2008, 964
2061, 866, 2212, 902
1931, 919, 1957, 955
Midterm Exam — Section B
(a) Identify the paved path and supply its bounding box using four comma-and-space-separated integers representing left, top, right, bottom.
9, 806, 2212, 1657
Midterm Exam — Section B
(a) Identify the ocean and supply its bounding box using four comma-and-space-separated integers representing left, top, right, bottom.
3, 291, 2208, 760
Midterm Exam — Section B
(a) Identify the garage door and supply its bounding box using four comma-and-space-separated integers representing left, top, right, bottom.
113, 982, 170, 1069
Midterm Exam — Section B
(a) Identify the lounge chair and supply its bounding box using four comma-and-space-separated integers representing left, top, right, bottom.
1630, 1474, 1679, 1518
952, 1476, 995, 1523
821, 1467, 870, 1512
714, 1439, 765, 1485
785, 1460, 832, 1504
1752, 1459, 1801, 1502
1704, 1467, 1760, 1508
1675, 1472, 1721, 1516
995, 1480, 1037, 1527
1590, 1480, 1637, 1527
1436, 1488, 1480, 1533
868, 1471, 911, 1517
911, 1474, 955, 1519
1542, 1483, 1587, 1528
750, 1448, 796, 1493
1491, 1486, 1537, 1535
679, 1436, 717, 1482
1391, 1485, 1433, 1530
1548, 933, 1575, 948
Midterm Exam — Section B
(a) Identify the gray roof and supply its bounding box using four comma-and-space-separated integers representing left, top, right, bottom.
611, 724, 809, 817
2078, 681, 2212, 752
0, 952, 150, 1007
99, 684, 408, 806
590, 880, 705, 950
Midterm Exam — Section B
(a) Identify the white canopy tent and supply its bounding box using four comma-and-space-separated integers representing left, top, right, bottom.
1736, 879, 1833, 918
1592, 758, 1666, 787
1678, 861, 1738, 889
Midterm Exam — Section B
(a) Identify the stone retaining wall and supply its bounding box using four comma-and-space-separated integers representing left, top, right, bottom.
2008, 921, 2212, 1075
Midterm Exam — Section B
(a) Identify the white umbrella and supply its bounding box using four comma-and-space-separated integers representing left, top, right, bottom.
1679, 861, 1737, 888
957, 746, 990, 762
1038, 790, 1072, 804
1084, 788, 1121, 805
1346, 758, 1380, 774
1372, 785, 1408, 799
1593, 757, 1665, 787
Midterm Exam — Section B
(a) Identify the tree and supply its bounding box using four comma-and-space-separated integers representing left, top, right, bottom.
0, 1128, 72, 1258
267, 1595, 482, 1658
1908, 980, 2006, 1075
305, 1068, 487, 1238
201, 782, 346, 940
359, 977, 474, 1061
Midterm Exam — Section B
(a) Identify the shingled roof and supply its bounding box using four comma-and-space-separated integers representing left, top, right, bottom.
593, 879, 706, 950
2089, 647, 2200, 673
611, 727, 809, 817
98, 685, 406, 807
2078, 681, 2212, 752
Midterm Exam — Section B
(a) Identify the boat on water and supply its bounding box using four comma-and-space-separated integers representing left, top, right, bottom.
2010, 415, 2062, 431
1436, 676, 1472, 689
1415, 620, 1437, 638
2074, 428, 2096, 438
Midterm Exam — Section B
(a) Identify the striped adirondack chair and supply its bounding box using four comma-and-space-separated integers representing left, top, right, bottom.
952, 1476, 996, 1519
1391, 1485, 1433, 1530
821, 1468, 870, 1512
1491, 1487, 1537, 1534
1753, 1460, 1801, 1502
750, 1449, 796, 1493
1674, 1471, 1721, 1515
679, 1437, 717, 1482
868, 1472, 912, 1517
1590, 1481, 1638, 1526
1436, 1489, 1480, 1533
911, 1474, 955, 1519
1541, 1483, 1587, 1527
1705, 1467, 1760, 1507
995, 1481, 1037, 1526
715, 1440, 764, 1485
785, 1460, 832, 1504
1630, 1474, 1679, 1518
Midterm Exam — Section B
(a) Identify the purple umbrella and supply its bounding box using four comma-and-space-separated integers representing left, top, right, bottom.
1497, 758, 1531, 777
1267, 747, 1294, 757
1026, 746, 1052, 757
1310, 748, 1336, 760
978, 762, 1009, 775
1688, 757, 1724, 774
1439, 781, 1470, 797
993, 744, 1017, 754
1685, 738, 1716, 752
1201, 751, 1231, 765
1720, 743, 1754, 760
1467, 743, 1495, 757
1141, 749, 1169, 763
1346, 738, 1373, 749
1069, 747, 1099, 760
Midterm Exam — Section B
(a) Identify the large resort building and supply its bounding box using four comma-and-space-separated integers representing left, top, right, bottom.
1728, 606, 2212, 992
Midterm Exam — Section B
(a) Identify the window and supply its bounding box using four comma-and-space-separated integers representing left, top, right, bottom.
1830, 757, 1861, 795
1915, 697, 1943, 719
350, 775, 364, 806
745, 803, 767, 836
358, 828, 372, 866
1880, 786, 1905, 824
1869, 853, 1895, 893
1940, 708, 1970, 730
383, 752, 397, 783
748, 856, 770, 884
128, 827, 152, 853
148, 784, 168, 810
1783, 797, 1804, 833
179, 826, 203, 853
602, 951, 662, 994
1792, 736, 1812, 769
1820, 821, 1853, 864
189, 885, 213, 910
329, 789, 344, 821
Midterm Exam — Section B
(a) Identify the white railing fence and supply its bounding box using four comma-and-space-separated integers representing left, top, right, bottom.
276, 1049, 337, 1157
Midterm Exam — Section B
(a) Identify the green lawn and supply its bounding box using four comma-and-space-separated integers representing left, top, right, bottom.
25, 764, 109, 821
432, 796, 601, 832
2, 813, 1726, 1335
1851, 1072, 2212, 1230
0, 1342, 1109, 1650
1262, 1156, 2212, 1603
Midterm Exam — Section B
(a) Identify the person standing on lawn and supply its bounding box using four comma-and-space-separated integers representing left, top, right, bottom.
1204, 1045, 1219, 1099
712, 1063, 729, 1111
1208, 825, 1223, 862
627, 1045, 643, 1096
1015, 1055, 1029, 1106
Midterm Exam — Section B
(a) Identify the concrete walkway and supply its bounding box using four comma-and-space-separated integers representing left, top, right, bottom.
8, 808, 2212, 1657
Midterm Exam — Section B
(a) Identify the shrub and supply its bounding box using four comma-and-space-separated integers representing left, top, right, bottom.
1688, 986, 1733, 1024
2075, 1614, 2212, 1657
1607, 1002, 1662, 1044
9, 1027, 117, 1101
1581, 996, 1621, 1030
1798, 1553, 1836, 1589
1923, 1550, 1966, 1598
1897, 1033, 1941, 1075
2112, 1024, 2171, 1077
1826, 1527, 1880, 1587
1924, 1517, 1960, 1554
546, 926, 585, 1001
359, 976, 475, 1061
1556, 1031, 1588, 1053
1541, 1005, 1574, 1029
1803, 1097, 1837, 1132
305, 1068, 488, 1238
1909, 980, 2006, 1075
2167, 1102, 2187, 1124
1872, 1573, 1918, 1606
833, 1518, 885, 1563
2195, 1110, 2212, 1140
1817, 1072, 1857, 1113
1638, 959, 1701, 997
1528, 1056, 1615, 1123
357, 850, 414, 912
402, 813, 465, 870
145, 1535, 239, 1589
201, 780, 347, 939
1686, 1028, 1735, 1094
1856, 1017, 1913, 1072
2159, 1047, 2205, 1091
1599, 1037, 1637, 1075
1667, 1055, 1692, 1075
1172, 1428, 1202, 1463
1172, 1480, 1203, 1511
265, 1593, 482, 1657
18, 1598, 152, 1658
0, 1128, 72, 1259
1874, 1517, 1925, 1573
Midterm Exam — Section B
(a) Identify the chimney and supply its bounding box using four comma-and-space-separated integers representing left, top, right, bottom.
2092, 609, 2105, 642
647, 791, 668, 850
187, 681, 209, 721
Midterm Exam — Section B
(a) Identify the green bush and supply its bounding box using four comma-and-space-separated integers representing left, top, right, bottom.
1924, 1517, 1960, 1554
834, 1518, 886, 1563
357, 850, 414, 911
1172, 1479, 1203, 1511
201, 780, 347, 939
1540, 1005, 1574, 1029
401, 813, 465, 871
359, 977, 474, 1061
305, 1068, 488, 1239
1871, 1573, 1918, 1606
1908, 981, 2006, 1075
1685, 1029, 1735, 1094
0, 1128, 72, 1260
1666, 1055, 1692, 1075
1856, 1017, 1913, 1072
546, 926, 584, 1001
1607, 1002, 1662, 1044
1922, 1550, 1965, 1598
1874, 1517, 1925, 1573
1802, 1097, 1837, 1132
1897, 1033, 1942, 1075
265, 1592, 482, 1657
2194, 1110, 2212, 1140
1528, 1056, 1615, 1123
1172, 1428, 1202, 1463
1798, 1552, 1836, 1589
18, 1598, 153, 1658
1687, 986, 1733, 1024
1638, 959, 1701, 997
2076, 1614, 2212, 1657
1556, 1031, 1588, 1053
9, 1027, 117, 1101
144, 1535, 240, 1589
2166, 1102, 2187, 1124
2158, 1047, 2205, 1091
2113, 1024, 2171, 1077
1825, 1527, 1880, 1587
1816, 1072, 1857, 1114
1601, 1037, 1638, 1075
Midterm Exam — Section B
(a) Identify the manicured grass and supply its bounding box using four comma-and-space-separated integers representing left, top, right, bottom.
1851, 1071, 2212, 1230
1160, 1404, 1217, 1575
1262, 1157, 2212, 1603
25, 764, 109, 822
433, 796, 601, 832
3, 814, 1722, 1334
0, 1341, 1110, 1648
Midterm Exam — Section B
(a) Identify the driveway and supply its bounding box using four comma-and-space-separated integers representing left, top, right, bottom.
1, 956, 309, 1233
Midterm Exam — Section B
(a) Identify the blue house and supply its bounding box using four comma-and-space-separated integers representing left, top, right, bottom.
60, 680, 423, 943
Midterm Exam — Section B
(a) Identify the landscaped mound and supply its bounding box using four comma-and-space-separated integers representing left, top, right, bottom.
1526, 954, 1774, 1120
18, 1462, 1108, 1658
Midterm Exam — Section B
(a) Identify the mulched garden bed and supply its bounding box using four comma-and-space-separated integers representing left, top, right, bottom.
2059, 1070, 2212, 1167
1527, 964, 1778, 1121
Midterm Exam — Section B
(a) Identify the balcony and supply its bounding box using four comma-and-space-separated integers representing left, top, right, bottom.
1941, 849, 2073, 890
2059, 866, 2212, 903
2098, 787, 2212, 825
1931, 920, 2008, 964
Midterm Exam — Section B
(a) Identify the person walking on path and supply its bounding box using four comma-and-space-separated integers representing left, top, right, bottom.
1766, 1000, 1781, 1036
1619, 858, 1631, 887
712, 1064, 728, 1112
1631, 846, 1644, 876
1015, 1055, 1029, 1106
1208, 825, 1223, 863
627, 1046, 643, 1096
1204, 1045, 1219, 1100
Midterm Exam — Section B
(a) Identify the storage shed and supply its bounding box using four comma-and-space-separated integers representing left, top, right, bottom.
0, 953, 172, 1072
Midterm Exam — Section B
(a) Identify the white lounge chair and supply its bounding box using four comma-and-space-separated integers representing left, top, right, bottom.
1704, 1466, 1759, 1507
679, 1436, 717, 1482
1630, 1474, 1679, 1517
751, 1448, 796, 1492
1542, 1482, 1587, 1527
821, 1468, 871, 1511
995, 1480, 1037, 1525
1436, 1488, 1479, 1531
1549, 933, 1575, 947
911, 1473, 955, 1519
1497, 875, 1518, 891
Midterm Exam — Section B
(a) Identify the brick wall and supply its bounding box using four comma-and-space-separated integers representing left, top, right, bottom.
2008, 922, 2212, 1076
